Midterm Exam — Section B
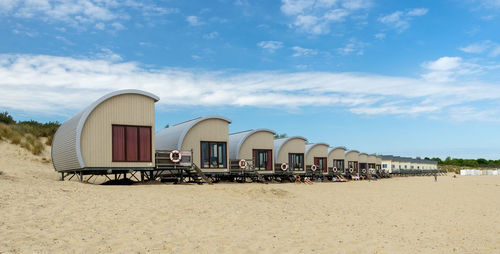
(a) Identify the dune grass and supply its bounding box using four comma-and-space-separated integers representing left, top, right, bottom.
0, 112, 59, 156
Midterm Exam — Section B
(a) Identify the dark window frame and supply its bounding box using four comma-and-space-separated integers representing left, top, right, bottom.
334, 159, 345, 171
289, 153, 305, 171
314, 157, 327, 172
200, 141, 227, 169
112, 124, 152, 163
253, 149, 273, 171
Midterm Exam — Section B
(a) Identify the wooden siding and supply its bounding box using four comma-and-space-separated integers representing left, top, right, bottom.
305, 144, 328, 166
327, 148, 346, 168
238, 131, 274, 171
345, 151, 359, 162
276, 138, 306, 172
81, 94, 155, 168
181, 118, 229, 173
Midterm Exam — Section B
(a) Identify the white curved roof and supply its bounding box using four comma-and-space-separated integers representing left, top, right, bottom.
228, 129, 275, 159
345, 150, 360, 155
328, 146, 347, 155
51, 89, 159, 172
273, 136, 307, 163
305, 143, 329, 157
155, 116, 232, 150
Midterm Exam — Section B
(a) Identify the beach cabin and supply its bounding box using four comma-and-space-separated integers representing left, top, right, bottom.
229, 129, 275, 174
328, 146, 346, 174
367, 154, 377, 170
359, 153, 368, 175
305, 143, 329, 175
345, 150, 360, 175
155, 116, 231, 174
401, 157, 411, 171
274, 136, 307, 174
367, 154, 377, 174
51, 89, 159, 176
392, 156, 402, 172
376, 156, 382, 171
381, 155, 394, 173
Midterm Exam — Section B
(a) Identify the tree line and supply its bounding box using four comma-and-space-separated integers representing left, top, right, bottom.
425, 157, 500, 168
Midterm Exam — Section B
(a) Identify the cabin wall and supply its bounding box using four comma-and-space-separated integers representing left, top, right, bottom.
238, 132, 274, 160
239, 131, 274, 172
327, 149, 345, 168
305, 145, 328, 165
276, 139, 305, 163
345, 152, 359, 162
181, 119, 229, 173
358, 154, 368, 164
81, 94, 156, 168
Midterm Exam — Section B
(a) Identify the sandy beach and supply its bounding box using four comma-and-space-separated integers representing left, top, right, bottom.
0, 141, 499, 254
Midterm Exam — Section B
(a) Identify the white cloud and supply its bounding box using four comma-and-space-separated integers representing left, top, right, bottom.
374, 33, 386, 39
407, 8, 428, 16
378, 8, 428, 32
110, 22, 125, 31
491, 46, 500, 57
1, 1, 174, 29
258, 41, 284, 52
281, 0, 371, 34
460, 41, 500, 57
471, 0, 500, 8
203, 31, 219, 39
95, 22, 105, 30
337, 39, 366, 55
186, 15, 203, 26
292, 46, 318, 57
1, 54, 500, 122
421, 56, 488, 82
423, 57, 462, 71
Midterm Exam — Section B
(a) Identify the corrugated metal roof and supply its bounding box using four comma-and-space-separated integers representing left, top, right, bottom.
155, 115, 232, 150
328, 146, 347, 155
305, 143, 329, 157
51, 89, 159, 172
228, 128, 275, 159
273, 136, 307, 163
345, 150, 360, 155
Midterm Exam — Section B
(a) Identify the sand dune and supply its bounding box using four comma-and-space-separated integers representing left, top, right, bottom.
0, 140, 499, 253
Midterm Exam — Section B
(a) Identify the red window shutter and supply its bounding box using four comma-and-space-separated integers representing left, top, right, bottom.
266, 150, 272, 170
112, 126, 125, 161
138, 127, 151, 162
126, 126, 138, 161
323, 158, 327, 172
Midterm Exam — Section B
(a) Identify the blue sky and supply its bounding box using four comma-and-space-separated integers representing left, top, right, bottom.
1, 0, 500, 159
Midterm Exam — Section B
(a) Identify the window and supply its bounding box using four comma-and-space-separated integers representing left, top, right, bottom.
289, 153, 304, 171
314, 157, 327, 172
382, 164, 387, 169
334, 160, 344, 171
201, 142, 227, 169
348, 161, 358, 170
253, 149, 272, 171
392, 165, 395, 169
112, 125, 151, 162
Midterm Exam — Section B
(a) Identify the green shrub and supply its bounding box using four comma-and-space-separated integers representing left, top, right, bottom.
0, 111, 15, 124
